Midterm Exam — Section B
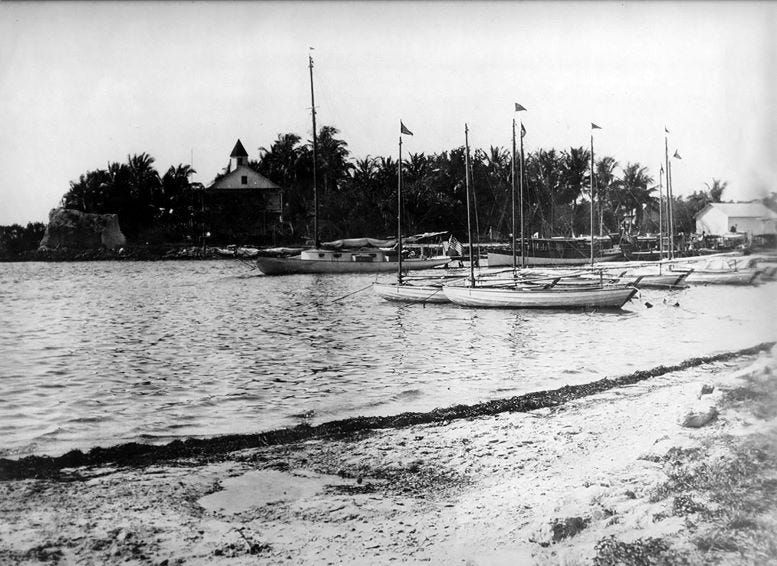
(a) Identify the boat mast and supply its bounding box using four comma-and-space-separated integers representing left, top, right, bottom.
397, 131, 403, 285
519, 122, 526, 268
658, 164, 664, 267
590, 131, 595, 267
465, 124, 475, 287
309, 54, 320, 249
664, 130, 673, 259
511, 119, 517, 273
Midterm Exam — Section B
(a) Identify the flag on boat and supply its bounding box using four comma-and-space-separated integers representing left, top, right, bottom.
665, 126, 670, 133
673, 150, 682, 159
515, 103, 527, 112
660, 164, 664, 174
400, 121, 413, 136
591, 122, 602, 130
520, 122, 526, 138
445, 234, 464, 257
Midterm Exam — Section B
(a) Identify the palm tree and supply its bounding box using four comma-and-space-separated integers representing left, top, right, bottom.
558, 147, 591, 235
615, 163, 655, 233
704, 178, 727, 203
525, 148, 562, 236
594, 156, 619, 235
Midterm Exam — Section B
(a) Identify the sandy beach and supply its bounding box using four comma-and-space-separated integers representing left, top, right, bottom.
1, 343, 776, 565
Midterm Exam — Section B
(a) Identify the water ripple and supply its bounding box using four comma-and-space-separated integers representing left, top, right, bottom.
0, 260, 775, 457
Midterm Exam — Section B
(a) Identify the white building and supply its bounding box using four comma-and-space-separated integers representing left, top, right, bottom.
694, 202, 777, 237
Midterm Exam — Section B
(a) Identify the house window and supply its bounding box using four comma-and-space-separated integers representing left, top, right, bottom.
241, 176, 248, 185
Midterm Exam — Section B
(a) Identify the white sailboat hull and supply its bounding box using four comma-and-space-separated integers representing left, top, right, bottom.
256, 256, 450, 275
443, 284, 637, 309
373, 282, 450, 303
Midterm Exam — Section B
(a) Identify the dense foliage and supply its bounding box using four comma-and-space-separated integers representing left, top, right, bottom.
37, 125, 756, 248
0, 222, 47, 258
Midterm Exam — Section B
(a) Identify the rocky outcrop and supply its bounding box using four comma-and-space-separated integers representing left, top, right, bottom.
38, 208, 126, 250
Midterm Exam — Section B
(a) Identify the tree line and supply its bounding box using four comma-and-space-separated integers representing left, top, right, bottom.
5, 124, 773, 258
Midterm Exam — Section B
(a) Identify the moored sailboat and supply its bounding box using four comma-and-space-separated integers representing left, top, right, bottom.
256, 54, 450, 276
442, 280, 637, 309
443, 116, 638, 310
373, 122, 456, 302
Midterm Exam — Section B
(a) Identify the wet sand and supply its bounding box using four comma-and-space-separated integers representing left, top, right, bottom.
1, 344, 776, 565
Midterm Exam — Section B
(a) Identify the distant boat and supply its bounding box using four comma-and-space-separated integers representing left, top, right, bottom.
487, 237, 621, 267
670, 258, 762, 286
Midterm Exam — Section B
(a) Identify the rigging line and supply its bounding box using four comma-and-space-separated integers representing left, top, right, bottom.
330, 282, 375, 303
235, 255, 258, 270
420, 286, 444, 304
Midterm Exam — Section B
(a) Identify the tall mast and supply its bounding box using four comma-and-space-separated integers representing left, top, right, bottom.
658, 164, 665, 267
590, 132, 595, 267
511, 119, 517, 273
309, 54, 320, 249
519, 123, 526, 268
465, 124, 475, 287
397, 133, 403, 284
664, 131, 673, 259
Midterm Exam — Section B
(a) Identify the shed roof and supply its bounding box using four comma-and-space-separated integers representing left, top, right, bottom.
695, 202, 777, 220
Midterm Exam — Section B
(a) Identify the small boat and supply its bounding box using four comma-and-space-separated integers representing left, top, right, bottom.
487, 237, 622, 267
443, 280, 637, 309
373, 280, 451, 303
593, 266, 691, 289
670, 258, 762, 286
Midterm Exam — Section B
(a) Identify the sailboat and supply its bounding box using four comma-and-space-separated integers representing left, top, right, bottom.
443, 119, 638, 309
255, 55, 450, 276
373, 122, 462, 303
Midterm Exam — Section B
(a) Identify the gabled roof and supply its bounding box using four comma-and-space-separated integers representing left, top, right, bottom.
230, 139, 248, 158
696, 202, 777, 220
207, 166, 281, 190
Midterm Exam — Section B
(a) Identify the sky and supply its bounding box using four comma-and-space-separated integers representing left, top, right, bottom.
1, 1, 775, 226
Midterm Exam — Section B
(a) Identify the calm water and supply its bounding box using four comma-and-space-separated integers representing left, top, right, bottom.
1, 260, 775, 458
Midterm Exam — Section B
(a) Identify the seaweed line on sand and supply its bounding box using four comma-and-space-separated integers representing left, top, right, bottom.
2, 341, 774, 481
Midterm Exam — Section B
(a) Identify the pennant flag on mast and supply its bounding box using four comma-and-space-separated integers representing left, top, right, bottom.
665, 126, 670, 133
515, 103, 527, 112
673, 150, 682, 159
400, 121, 413, 136
520, 122, 526, 138
591, 123, 602, 130
660, 164, 664, 174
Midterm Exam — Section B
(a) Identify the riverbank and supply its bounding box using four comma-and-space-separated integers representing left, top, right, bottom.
1, 345, 776, 564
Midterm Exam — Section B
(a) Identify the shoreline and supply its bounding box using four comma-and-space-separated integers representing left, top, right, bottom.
2, 341, 773, 482
1, 344, 776, 563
